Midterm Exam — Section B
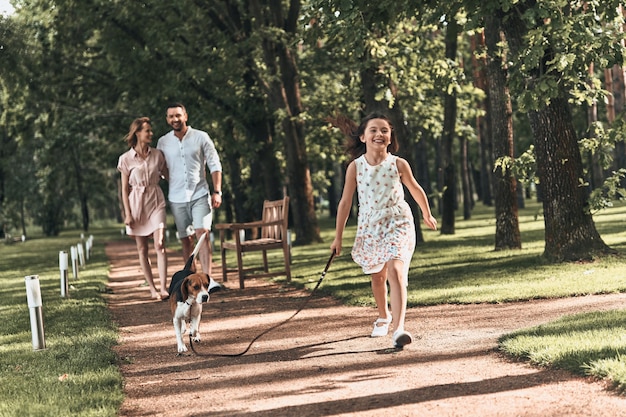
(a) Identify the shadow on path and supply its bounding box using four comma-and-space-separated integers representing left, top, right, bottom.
105, 239, 626, 417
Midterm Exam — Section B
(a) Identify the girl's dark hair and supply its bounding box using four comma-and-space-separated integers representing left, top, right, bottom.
326, 112, 398, 160
124, 117, 151, 148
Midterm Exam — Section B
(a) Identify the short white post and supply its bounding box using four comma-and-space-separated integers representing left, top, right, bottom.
70, 246, 79, 280
25, 275, 46, 351
166, 229, 170, 243
85, 239, 91, 261
59, 251, 69, 298
77, 242, 85, 267
239, 229, 245, 242
287, 229, 293, 264
88, 235, 94, 259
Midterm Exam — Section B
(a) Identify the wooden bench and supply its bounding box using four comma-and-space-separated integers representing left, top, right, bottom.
214, 197, 291, 289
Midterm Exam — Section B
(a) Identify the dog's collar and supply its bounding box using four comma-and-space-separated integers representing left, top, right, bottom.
185, 301, 192, 306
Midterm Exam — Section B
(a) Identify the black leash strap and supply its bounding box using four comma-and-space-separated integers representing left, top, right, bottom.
189, 251, 336, 357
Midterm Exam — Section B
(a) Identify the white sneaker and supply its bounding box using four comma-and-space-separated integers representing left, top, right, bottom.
370, 316, 392, 337
392, 329, 413, 348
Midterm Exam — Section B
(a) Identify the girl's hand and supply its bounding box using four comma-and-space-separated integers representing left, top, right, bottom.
330, 238, 342, 256
424, 215, 438, 231
124, 213, 134, 226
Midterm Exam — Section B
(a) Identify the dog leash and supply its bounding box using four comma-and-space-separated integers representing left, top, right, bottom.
189, 250, 336, 357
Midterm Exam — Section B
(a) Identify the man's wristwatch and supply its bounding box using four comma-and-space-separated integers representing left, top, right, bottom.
213, 191, 222, 196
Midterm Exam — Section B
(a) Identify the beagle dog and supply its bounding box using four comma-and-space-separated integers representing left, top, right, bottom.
168, 271, 221, 354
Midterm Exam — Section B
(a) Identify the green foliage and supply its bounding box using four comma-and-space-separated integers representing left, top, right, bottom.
494, 144, 538, 185
2, 0, 626, 248
588, 169, 626, 213
499, 0, 626, 111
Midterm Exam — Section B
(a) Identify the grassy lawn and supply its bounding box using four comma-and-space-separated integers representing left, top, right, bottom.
1, 200, 626, 415
0, 228, 123, 417
290, 200, 626, 307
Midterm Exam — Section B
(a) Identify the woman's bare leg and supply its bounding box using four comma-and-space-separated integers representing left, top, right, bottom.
153, 228, 169, 297
135, 236, 158, 298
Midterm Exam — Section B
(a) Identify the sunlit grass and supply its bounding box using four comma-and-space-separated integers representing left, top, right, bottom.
288, 200, 626, 307
499, 310, 626, 393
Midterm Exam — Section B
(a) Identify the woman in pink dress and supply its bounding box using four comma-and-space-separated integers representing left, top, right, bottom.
329, 112, 438, 348
118, 117, 169, 299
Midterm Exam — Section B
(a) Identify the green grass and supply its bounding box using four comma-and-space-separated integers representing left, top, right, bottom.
499, 310, 626, 393
0, 228, 123, 417
289, 200, 626, 307
1, 200, 626, 414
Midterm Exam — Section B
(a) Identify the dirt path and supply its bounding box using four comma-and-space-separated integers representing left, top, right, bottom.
105, 239, 626, 416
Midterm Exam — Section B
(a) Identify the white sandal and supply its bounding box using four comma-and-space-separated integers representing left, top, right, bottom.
370, 316, 392, 337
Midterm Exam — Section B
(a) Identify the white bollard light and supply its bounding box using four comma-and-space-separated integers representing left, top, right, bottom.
85, 239, 91, 261
70, 246, 79, 280
77, 243, 85, 267
25, 275, 46, 351
239, 229, 245, 242
287, 229, 293, 264
166, 230, 170, 242
88, 235, 94, 259
59, 251, 69, 298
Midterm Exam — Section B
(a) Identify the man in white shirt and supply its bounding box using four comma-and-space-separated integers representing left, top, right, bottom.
157, 103, 223, 275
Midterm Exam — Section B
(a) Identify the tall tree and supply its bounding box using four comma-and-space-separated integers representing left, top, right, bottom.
497, 1, 617, 261
484, 15, 521, 250
254, 0, 321, 244
440, 17, 459, 234
470, 31, 494, 207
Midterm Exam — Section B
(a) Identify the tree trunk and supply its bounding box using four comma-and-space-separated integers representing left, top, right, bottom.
440, 18, 459, 235
71, 144, 90, 232
241, 63, 283, 219
460, 135, 472, 220
257, 0, 321, 245
500, 4, 612, 261
471, 32, 493, 207
529, 96, 613, 261
275, 44, 321, 245
485, 15, 521, 250
610, 65, 626, 187
587, 64, 602, 191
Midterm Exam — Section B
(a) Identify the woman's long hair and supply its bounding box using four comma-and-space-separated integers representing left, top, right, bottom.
326, 112, 398, 160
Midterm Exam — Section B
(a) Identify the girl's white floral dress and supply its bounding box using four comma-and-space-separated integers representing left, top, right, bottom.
351, 154, 416, 284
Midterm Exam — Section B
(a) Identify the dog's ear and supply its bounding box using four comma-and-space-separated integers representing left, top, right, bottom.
181, 277, 189, 299
202, 273, 210, 287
